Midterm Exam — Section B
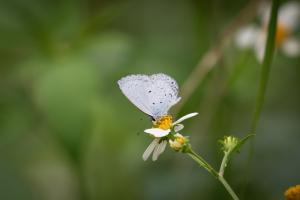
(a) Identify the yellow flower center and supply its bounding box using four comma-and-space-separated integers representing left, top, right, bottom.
276, 23, 289, 47
153, 115, 173, 130
284, 185, 300, 200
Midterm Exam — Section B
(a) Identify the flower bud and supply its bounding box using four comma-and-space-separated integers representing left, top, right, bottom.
220, 136, 239, 153
169, 133, 189, 152
284, 185, 300, 200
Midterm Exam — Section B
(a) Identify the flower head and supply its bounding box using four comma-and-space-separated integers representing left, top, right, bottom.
142, 112, 198, 161
235, 1, 300, 61
144, 112, 198, 138
153, 115, 173, 130
169, 133, 190, 152
220, 136, 239, 154
284, 185, 300, 200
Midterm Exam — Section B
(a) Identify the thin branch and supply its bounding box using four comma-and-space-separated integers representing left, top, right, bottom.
174, 0, 262, 114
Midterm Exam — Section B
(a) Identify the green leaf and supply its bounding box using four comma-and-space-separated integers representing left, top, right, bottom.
231, 134, 255, 154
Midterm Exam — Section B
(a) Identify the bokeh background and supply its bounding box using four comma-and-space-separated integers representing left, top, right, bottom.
0, 0, 299, 199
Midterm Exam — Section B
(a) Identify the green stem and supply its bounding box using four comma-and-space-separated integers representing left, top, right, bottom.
251, 0, 280, 132
187, 149, 239, 200
187, 149, 219, 178
219, 152, 230, 177
242, 1, 280, 198
218, 176, 239, 200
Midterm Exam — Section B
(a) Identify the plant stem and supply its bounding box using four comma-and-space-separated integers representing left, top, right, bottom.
187, 149, 219, 178
218, 176, 239, 200
251, 0, 280, 132
187, 149, 239, 200
242, 1, 280, 198
219, 152, 229, 177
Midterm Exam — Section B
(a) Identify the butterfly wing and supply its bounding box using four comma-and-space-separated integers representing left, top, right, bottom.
147, 73, 181, 118
118, 73, 181, 119
118, 74, 154, 116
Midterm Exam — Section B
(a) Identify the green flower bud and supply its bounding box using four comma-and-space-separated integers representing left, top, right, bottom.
220, 136, 239, 153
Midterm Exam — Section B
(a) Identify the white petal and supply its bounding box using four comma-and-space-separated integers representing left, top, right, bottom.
282, 38, 300, 57
235, 25, 260, 48
158, 140, 167, 155
144, 128, 170, 137
152, 144, 160, 161
152, 141, 167, 161
278, 1, 300, 31
174, 124, 184, 132
172, 112, 198, 125
142, 139, 159, 161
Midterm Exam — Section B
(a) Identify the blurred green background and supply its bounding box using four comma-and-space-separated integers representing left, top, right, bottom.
0, 0, 299, 199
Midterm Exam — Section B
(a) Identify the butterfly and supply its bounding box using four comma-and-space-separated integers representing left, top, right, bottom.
118, 73, 181, 120
118, 73, 198, 161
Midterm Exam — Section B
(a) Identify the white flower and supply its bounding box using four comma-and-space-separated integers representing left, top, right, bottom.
144, 112, 198, 138
235, 25, 260, 49
235, 1, 300, 61
142, 112, 198, 161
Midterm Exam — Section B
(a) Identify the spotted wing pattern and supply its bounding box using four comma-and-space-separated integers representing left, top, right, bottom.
117, 73, 181, 119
